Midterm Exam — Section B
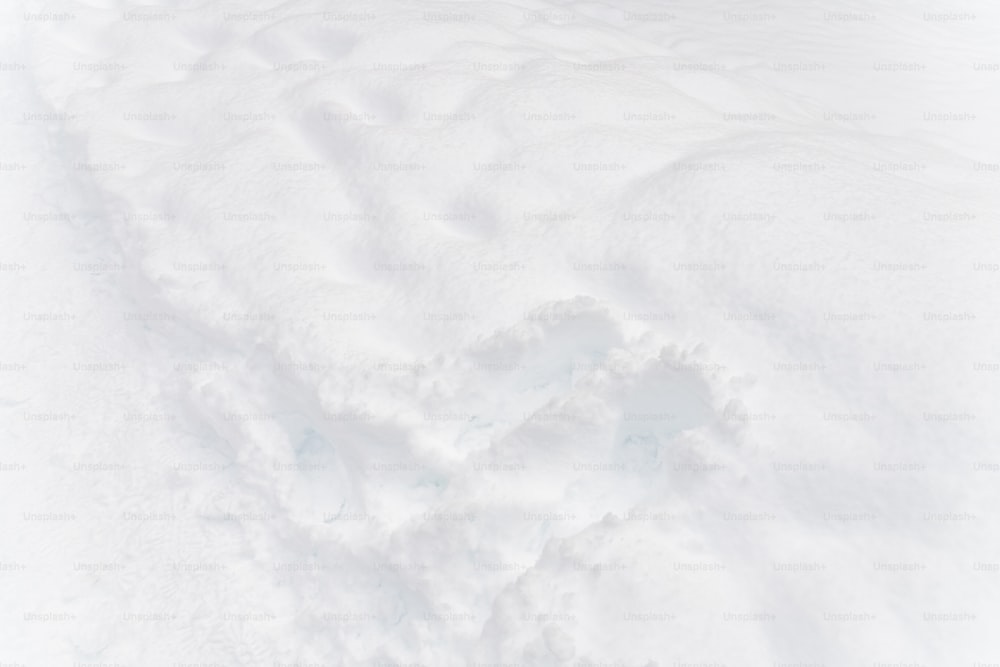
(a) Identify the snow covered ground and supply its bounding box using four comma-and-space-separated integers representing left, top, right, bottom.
3, 0, 1000, 665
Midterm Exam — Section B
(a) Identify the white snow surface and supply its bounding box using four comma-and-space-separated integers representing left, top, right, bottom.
3, 0, 1000, 665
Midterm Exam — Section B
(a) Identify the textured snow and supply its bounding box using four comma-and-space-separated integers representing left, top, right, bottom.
3, 0, 1000, 665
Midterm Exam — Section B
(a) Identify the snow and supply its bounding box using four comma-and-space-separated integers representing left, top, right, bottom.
3, 0, 1000, 665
